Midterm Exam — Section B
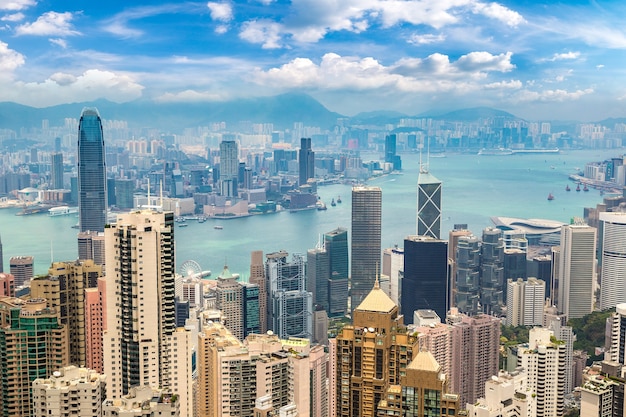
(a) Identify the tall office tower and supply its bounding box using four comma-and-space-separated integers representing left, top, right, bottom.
51, 152, 64, 189
448, 225, 472, 308
516, 327, 566, 417
249, 250, 267, 333
417, 165, 442, 239
0, 298, 69, 417
102, 386, 180, 417
219, 140, 238, 198
384, 134, 401, 170
376, 350, 460, 417
77, 231, 106, 265
465, 369, 535, 417
85, 278, 106, 373
599, 212, 626, 310
32, 366, 107, 417
335, 281, 419, 417
480, 227, 505, 314
506, 278, 546, 326
265, 251, 312, 339
558, 222, 596, 319
454, 235, 481, 315
503, 248, 527, 282
78, 107, 107, 233
0, 234, 3, 273
30, 260, 102, 367
103, 210, 188, 406
298, 137, 315, 186
215, 265, 244, 340
351, 186, 382, 310
605, 304, 626, 366
0, 272, 14, 296
114, 178, 134, 209
307, 243, 330, 312
325, 227, 349, 316
447, 309, 501, 406
9, 255, 33, 287
402, 235, 448, 322
382, 245, 404, 305
242, 283, 261, 337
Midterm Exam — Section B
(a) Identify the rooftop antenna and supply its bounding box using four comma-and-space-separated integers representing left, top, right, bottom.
146, 177, 151, 209
315, 233, 324, 251
374, 262, 380, 289
50, 240, 54, 264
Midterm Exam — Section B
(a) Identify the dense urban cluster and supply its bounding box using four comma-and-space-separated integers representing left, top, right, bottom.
0, 107, 626, 417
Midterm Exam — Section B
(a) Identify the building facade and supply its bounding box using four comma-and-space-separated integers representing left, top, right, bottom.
417, 167, 442, 239
599, 212, 626, 310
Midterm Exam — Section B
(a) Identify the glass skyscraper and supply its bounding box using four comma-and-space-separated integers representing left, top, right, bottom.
417, 168, 442, 239
78, 108, 107, 232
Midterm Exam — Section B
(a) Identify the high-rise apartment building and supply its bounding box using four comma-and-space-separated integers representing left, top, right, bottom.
599, 212, 626, 310
516, 327, 566, 417
30, 259, 102, 367
9, 255, 33, 287
417, 166, 442, 239
85, 277, 106, 373
77, 230, 106, 265
350, 186, 382, 309
0, 298, 69, 417
219, 140, 238, 198
215, 265, 244, 339
480, 227, 505, 314
50, 152, 64, 189
325, 227, 348, 317
465, 369, 535, 417
0, 272, 14, 296
558, 222, 596, 319
506, 277, 546, 326
250, 250, 267, 333
454, 234, 481, 315
335, 280, 419, 417
103, 210, 192, 416
605, 303, 626, 365
265, 251, 312, 339
78, 108, 107, 232
402, 235, 448, 322
32, 366, 106, 417
298, 137, 315, 186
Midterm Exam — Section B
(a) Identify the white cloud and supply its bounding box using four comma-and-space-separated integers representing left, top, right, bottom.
596, 64, 604, 69
155, 89, 227, 102
1, 69, 144, 107
0, 12, 24, 21
239, 19, 283, 49
255, 0, 275, 4
514, 88, 593, 103
0, 40, 24, 74
393, 51, 514, 79
207, 2, 233, 22
0, 0, 35, 11
484, 79, 522, 89
472, 2, 525, 27
456, 51, 514, 72
541, 51, 580, 62
215, 24, 228, 34
408, 33, 446, 45
49, 38, 67, 48
15, 11, 80, 36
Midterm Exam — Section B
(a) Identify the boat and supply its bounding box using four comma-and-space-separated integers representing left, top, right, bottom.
583, 184, 589, 192
547, 193, 554, 201
478, 148, 514, 156
576, 184, 581, 192
565, 185, 571, 192
316, 202, 327, 211
48, 206, 78, 216
337, 196, 342, 204
178, 223, 188, 227
198, 217, 206, 223
214, 225, 223, 230
331, 198, 336, 207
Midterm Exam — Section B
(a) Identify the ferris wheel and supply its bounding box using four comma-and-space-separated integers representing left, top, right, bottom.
179, 260, 202, 277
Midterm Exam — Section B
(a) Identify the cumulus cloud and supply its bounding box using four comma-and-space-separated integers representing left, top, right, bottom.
155, 89, 226, 102
239, 19, 282, 49
514, 88, 593, 103
0, 0, 35, 11
408, 33, 446, 45
0, 40, 24, 74
0, 12, 24, 21
1, 69, 144, 107
207, 2, 233, 22
15, 11, 80, 36
472, 2, 525, 27
255, 0, 275, 4
541, 51, 580, 62
253, 51, 519, 95
484, 79, 522, 89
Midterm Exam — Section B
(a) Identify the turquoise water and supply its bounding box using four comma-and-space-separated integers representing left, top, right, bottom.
0, 149, 620, 276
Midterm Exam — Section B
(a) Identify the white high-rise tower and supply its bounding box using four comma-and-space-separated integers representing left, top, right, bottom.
599, 212, 626, 310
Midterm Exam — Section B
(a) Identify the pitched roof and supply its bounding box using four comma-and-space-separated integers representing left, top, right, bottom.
356, 279, 397, 313
408, 350, 440, 372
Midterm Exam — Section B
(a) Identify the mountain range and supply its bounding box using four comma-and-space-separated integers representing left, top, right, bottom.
0, 93, 606, 133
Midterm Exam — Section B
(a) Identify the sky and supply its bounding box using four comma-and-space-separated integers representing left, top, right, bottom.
1, 0, 626, 121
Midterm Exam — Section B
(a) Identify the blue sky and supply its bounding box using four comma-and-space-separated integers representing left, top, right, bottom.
1, 0, 625, 120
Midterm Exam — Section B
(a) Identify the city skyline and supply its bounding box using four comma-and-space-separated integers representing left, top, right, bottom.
0, 1, 625, 120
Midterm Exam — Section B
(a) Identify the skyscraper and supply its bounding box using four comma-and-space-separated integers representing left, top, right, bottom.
250, 250, 267, 333
506, 277, 546, 326
417, 166, 442, 239
325, 227, 349, 317
384, 134, 401, 170
298, 137, 315, 186
558, 222, 596, 319
219, 140, 238, 198
307, 243, 330, 312
351, 186, 382, 310
103, 210, 192, 416
599, 212, 626, 310
78, 108, 107, 233
402, 235, 448, 322
50, 152, 64, 189
9, 255, 33, 287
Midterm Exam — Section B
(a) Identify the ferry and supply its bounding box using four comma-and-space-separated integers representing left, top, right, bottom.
214, 225, 223, 230
316, 202, 327, 211
48, 206, 78, 216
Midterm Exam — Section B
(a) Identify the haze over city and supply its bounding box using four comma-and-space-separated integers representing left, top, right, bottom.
1, 0, 626, 120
